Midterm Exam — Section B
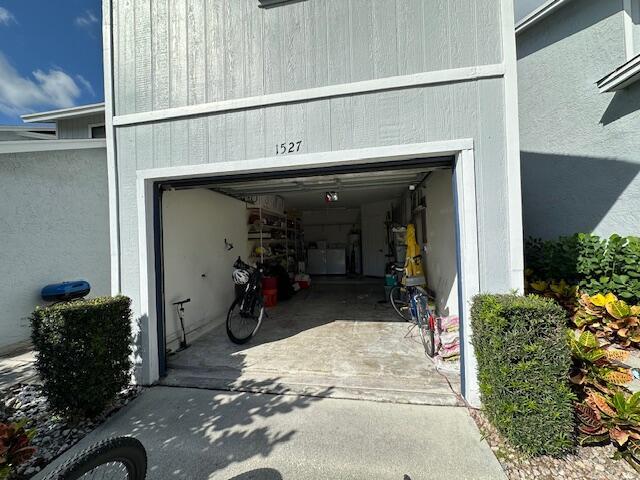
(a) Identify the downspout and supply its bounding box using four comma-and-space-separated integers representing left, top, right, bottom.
501, 0, 525, 292
102, 0, 121, 294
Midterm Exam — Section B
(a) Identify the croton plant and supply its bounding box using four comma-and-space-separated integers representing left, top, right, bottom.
573, 293, 640, 347
0, 421, 36, 480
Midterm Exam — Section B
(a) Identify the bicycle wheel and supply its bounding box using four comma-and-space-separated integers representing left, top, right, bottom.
46, 437, 146, 480
418, 319, 436, 358
226, 297, 264, 344
389, 286, 412, 322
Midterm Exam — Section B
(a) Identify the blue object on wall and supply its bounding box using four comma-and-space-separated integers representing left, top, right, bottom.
41, 281, 91, 302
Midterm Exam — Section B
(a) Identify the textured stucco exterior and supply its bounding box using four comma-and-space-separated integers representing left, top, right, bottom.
517, 0, 640, 239
105, 0, 523, 394
0, 148, 111, 352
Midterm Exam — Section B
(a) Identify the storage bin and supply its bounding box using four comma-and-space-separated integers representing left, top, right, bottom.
263, 288, 278, 307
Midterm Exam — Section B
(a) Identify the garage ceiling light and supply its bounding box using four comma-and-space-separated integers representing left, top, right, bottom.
325, 191, 339, 203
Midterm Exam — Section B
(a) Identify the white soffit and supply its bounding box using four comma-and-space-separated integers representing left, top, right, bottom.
597, 53, 640, 93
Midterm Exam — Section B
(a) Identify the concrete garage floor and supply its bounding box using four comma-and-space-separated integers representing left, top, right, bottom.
163, 278, 460, 406
36, 387, 506, 480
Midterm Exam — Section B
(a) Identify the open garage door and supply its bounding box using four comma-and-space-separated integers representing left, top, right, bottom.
153, 156, 466, 406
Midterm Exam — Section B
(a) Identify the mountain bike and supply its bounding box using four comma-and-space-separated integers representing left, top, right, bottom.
45, 437, 146, 480
227, 257, 265, 344
390, 277, 436, 357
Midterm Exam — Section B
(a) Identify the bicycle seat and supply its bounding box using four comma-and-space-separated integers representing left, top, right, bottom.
172, 298, 191, 306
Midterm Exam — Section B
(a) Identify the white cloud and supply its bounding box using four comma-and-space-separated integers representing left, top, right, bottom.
0, 6, 16, 26
75, 10, 98, 29
0, 52, 82, 117
75, 74, 95, 97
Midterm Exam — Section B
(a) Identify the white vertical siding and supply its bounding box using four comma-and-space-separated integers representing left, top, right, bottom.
57, 114, 105, 139
112, 0, 503, 116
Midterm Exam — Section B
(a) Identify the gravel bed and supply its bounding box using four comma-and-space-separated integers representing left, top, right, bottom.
470, 409, 639, 480
1, 383, 142, 479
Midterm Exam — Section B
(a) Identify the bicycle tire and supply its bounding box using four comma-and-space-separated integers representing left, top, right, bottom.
419, 321, 436, 358
226, 298, 264, 344
45, 436, 146, 480
389, 286, 412, 322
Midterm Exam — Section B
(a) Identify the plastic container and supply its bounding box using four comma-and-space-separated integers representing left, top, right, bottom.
41, 280, 90, 302
263, 288, 278, 307
262, 276, 277, 290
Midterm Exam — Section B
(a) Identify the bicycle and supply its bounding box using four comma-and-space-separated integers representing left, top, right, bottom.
226, 257, 266, 344
45, 437, 146, 480
390, 276, 437, 357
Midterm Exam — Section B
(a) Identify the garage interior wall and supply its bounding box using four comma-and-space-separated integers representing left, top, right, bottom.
361, 201, 393, 277
0, 148, 110, 353
423, 170, 459, 316
162, 189, 249, 350
303, 208, 360, 245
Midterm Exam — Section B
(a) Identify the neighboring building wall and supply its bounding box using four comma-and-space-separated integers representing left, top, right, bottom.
518, 0, 640, 239
0, 132, 36, 141
162, 189, 248, 351
0, 148, 111, 353
424, 170, 458, 317
57, 114, 105, 139
107, 0, 519, 383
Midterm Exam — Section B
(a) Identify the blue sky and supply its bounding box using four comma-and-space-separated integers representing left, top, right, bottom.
0, 0, 103, 125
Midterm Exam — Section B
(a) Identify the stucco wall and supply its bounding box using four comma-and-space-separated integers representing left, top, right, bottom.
161, 189, 248, 351
424, 170, 459, 317
0, 148, 110, 352
518, 0, 640, 239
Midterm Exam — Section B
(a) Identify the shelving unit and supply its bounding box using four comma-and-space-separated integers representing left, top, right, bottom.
246, 205, 305, 276
247, 207, 287, 265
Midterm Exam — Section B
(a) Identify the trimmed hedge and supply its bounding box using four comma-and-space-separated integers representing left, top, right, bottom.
31, 296, 132, 417
471, 294, 575, 456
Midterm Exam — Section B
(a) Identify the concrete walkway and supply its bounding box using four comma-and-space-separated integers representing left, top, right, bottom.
36, 386, 506, 480
0, 350, 37, 389
164, 279, 460, 406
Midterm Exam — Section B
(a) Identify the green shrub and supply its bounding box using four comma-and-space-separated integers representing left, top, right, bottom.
31, 296, 133, 417
525, 234, 640, 304
525, 235, 580, 282
471, 294, 575, 456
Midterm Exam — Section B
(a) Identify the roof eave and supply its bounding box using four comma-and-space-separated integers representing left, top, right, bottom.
597, 54, 640, 93
21, 102, 105, 124
515, 0, 575, 36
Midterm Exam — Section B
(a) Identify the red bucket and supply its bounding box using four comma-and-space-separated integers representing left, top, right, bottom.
263, 288, 278, 307
262, 276, 277, 290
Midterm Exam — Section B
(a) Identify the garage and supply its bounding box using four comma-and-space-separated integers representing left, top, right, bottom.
150, 155, 467, 406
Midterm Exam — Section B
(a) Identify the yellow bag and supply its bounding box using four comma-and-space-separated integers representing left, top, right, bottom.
403, 224, 426, 283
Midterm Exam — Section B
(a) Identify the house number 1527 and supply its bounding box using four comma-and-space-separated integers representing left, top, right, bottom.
276, 141, 302, 155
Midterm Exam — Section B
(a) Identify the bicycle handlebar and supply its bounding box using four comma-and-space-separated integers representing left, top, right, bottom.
172, 298, 191, 306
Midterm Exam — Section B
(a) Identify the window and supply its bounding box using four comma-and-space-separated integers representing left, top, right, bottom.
88, 124, 106, 139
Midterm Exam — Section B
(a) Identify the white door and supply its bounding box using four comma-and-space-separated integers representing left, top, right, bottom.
361, 201, 390, 277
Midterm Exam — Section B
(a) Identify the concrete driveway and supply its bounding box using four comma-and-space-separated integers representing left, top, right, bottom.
37, 386, 505, 480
